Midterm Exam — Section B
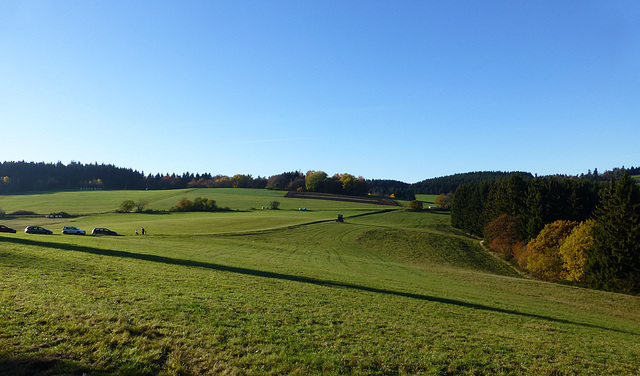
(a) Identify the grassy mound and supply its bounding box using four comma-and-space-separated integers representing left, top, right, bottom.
356, 228, 518, 276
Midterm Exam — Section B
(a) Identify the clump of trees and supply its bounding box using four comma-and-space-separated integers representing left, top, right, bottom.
171, 197, 219, 212
117, 200, 149, 213
367, 179, 415, 200
302, 171, 369, 196
526, 220, 579, 281
266, 171, 305, 191
453, 172, 640, 293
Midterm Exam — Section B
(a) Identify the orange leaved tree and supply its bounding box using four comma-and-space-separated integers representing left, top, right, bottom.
484, 214, 524, 259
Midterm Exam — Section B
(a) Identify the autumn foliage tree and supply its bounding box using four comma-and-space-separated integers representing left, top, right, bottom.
434, 193, 454, 209
305, 171, 328, 192
484, 214, 524, 260
408, 200, 423, 211
526, 220, 579, 281
559, 219, 595, 283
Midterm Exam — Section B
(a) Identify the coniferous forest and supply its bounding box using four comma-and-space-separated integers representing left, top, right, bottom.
451, 172, 640, 293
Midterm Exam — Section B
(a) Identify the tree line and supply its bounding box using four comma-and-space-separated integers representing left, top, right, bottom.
411, 171, 534, 195
451, 173, 640, 293
0, 161, 417, 199
2, 160, 636, 201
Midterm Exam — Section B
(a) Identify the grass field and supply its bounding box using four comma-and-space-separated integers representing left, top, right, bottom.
1, 190, 639, 375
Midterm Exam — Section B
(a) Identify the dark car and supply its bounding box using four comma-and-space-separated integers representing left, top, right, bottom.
25, 226, 53, 235
0, 225, 17, 233
92, 228, 118, 236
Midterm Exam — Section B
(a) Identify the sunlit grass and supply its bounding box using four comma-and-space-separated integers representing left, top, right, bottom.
1, 189, 639, 375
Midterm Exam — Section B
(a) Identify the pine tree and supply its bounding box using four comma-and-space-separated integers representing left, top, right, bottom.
587, 173, 640, 292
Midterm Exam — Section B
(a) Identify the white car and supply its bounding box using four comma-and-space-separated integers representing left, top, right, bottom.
62, 226, 86, 235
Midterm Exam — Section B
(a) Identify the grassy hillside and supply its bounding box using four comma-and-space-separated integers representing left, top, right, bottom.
1, 189, 639, 375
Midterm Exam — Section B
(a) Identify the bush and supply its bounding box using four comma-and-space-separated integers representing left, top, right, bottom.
9, 210, 38, 216
136, 200, 149, 212
270, 201, 281, 210
171, 197, 218, 212
408, 200, 423, 211
118, 200, 136, 213
513, 241, 529, 268
434, 193, 454, 209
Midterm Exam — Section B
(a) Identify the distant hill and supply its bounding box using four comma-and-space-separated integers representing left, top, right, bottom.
411, 171, 534, 194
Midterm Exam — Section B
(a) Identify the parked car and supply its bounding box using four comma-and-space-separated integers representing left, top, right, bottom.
62, 226, 86, 235
92, 228, 118, 236
25, 226, 53, 235
0, 225, 17, 233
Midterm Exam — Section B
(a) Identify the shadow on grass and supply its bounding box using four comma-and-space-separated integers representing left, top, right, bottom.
2, 236, 636, 336
0, 355, 98, 376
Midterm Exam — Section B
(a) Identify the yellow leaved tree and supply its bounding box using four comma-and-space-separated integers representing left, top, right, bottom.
526, 220, 578, 281
559, 220, 595, 283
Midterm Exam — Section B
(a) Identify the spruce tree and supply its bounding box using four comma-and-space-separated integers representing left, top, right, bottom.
587, 172, 640, 292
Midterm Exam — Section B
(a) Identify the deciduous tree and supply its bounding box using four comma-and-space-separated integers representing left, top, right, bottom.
484, 214, 524, 259
118, 200, 136, 213
408, 200, 423, 211
434, 193, 454, 209
526, 220, 578, 281
559, 220, 595, 283
305, 171, 328, 192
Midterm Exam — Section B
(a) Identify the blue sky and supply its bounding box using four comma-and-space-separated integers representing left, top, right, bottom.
2, 1, 639, 183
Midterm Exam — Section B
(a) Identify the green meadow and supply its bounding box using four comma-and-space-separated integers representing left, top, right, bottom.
1, 190, 639, 375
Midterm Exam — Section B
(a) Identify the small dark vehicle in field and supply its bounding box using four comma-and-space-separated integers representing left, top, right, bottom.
0, 225, 16, 233
92, 228, 117, 236
25, 226, 53, 235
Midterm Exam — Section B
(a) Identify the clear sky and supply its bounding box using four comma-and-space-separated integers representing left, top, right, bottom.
2, 1, 639, 183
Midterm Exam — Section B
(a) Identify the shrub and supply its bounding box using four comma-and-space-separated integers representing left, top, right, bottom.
9, 210, 38, 216
408, 200, 423, 211
118, 200, 136, 213
513, 241, 529, 268
136, 200, 149, 212
434, 193, 454, 209
270, 201, 281, 210
171, 197, 218, 212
